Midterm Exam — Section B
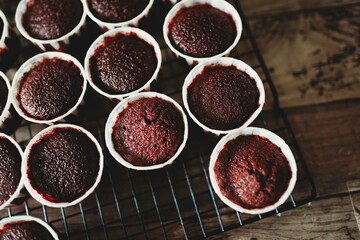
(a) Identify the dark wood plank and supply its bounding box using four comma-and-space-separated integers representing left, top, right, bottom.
240, 0, 360, 18
208, 194, 360, 240
286, 100, 360, 197
249, 5, 360, 108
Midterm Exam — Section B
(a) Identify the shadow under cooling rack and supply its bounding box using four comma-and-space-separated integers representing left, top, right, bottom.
0, 0, 316, 239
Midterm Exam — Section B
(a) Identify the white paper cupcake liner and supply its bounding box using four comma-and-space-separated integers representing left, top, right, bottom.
83, 0, 154, 31
0, 72, 13, 130
11, 52, 87, 125
22, 124, 104, 208
163, 0, 242, 66
105, 92, 189, 170
0, 133, 26, 210
15, 0, 87, 52
0, 10, 10, 51
209, 127, 298, 215
182, 57, 265, 136
84, 27, 162, 101
0, 215, 59, 239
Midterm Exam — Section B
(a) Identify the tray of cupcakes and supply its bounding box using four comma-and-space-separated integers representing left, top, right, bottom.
0, 0, 315, 239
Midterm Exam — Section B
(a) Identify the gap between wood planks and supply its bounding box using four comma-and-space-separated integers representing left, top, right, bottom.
348, 179, 360, 231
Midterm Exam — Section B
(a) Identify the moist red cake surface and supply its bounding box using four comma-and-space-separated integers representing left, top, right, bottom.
87, 0, 149, 23
188, 66, 259, 130
17, 57, 83, 120
215, 135, 292, 209
0, 76, 8, 116
0, 137, 21, 206
168, 4, 236, 57
90, 33, 157, 94
112, 97, 184, 166
23, 0, 83, 40
0, 221, 54, 240
28, 128, 100, 202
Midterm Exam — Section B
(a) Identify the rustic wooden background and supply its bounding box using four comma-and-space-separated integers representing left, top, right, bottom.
0, 0, 359, 239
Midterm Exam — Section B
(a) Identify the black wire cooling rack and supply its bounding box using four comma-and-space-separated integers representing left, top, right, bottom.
0, 0, 316, 239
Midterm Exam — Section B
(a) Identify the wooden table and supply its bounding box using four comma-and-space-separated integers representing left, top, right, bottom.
0, 0, 359, 239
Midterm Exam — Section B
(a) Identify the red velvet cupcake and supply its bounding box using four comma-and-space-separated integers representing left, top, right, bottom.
22, 124, 104, 208
209, 127, 297, 214
168, 4, 236, 58
183, 57, 265, 136
0, 133, 24, 210
163, 0, 242, 66
106, 92, 188, 170
12, 52, 87, 124
22, 0, 83, 40
15, 0, 87, 51
0, 216, 58, 239
87, 0, 149, 23
84, 0, 154, 30
85, 27, 161, 101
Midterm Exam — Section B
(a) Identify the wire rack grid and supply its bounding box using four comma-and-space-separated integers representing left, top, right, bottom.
0, 0, 316, 239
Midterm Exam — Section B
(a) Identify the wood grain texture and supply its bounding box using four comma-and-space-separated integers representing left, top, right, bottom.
249, 5, 360, 108
286, 100, 360, 197
240, 0, 360, 18
208, 194, 360, 240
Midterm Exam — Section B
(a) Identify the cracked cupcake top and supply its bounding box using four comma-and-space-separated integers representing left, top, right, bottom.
112, 97, 184, 166
214, 135, 291, 209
